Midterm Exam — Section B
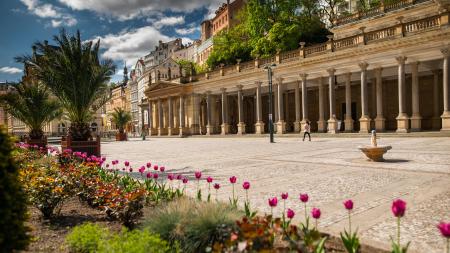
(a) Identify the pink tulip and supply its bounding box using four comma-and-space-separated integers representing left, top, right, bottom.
146, 172, 152, 178
106, 164, 110, 168
344, 199, 354, 210
300, 193, 309, 203
182, 178, 188, 184
229, 176, 237, 184
160, 166, 165, 172
281, 192, 288, 200
311, 208, 321, 219
287, 208, 295, 219
124, 161, 130, 167
213, 183, 220, 189
268, 197, 278, 207
195, 171, 202, 179
153, 173, 159, 179
176, 174, 183, 180
437, 222, 450, 238
391, 199, 406, 218
129, 167, 133, 173
102, 157, 106, 162
146, 162, 151, 168
153, 165, 158, 171
168, 174, 174, 180
207, 176, 213, 183
242, 181, 250, 190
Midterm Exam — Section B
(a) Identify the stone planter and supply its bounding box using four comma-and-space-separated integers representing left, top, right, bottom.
25, 136, 47, 148
115, 132, 127, 141
61, 135, 101, 157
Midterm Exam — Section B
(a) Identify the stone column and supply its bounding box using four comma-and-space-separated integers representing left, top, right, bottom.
432, 70, 441, 129
148, 101, 156, 136
396, 56, 409, 133
275, 77, 286, 134
344, 73, 354, 132
167, 96, 174, 136
441, 48, 450, 131
220, 88, 230, 135
300, 74, 309, 132
206, 91, 213, 135
190, 94, 200, 135
294, 80, 302, 132
179, 95, 188, 136
374, 67, 385, 132
410, 62, 422, 131
237, 85, 246, 134
255, 81, 265, 134
157, 98, 164, 136
359, 62, 371, 133
317, 77, 326, 132
274, 83, 279, 124
327, 68, 338, 133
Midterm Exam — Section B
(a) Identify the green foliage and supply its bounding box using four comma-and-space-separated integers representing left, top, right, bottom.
0, 83, 62, 139
176, 59, 206, 76
17, 29, 115, 140
391, 240, 410, 253
207, 0, 330, 68
109, 108, 131, 133
0, 127, 31, 252
340, 230, 360, 253
66, 223, 171, 253
66, 223, 108, 253
143, 197, 242, 252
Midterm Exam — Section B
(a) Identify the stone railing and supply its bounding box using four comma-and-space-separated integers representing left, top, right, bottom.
334, 0, 431, 26
190, 13, 447, 83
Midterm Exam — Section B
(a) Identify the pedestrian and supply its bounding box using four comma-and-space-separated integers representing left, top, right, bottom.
303, 121, 311, 141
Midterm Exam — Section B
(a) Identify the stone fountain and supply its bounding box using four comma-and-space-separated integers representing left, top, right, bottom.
359, 130, 392, 162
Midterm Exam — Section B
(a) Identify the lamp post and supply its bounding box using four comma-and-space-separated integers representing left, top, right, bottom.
264, 63, 276, 143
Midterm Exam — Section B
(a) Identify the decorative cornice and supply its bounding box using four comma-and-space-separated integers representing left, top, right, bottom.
359, 62, 369, 70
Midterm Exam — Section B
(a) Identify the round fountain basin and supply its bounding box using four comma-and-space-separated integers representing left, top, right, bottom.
358, 145, 392, 162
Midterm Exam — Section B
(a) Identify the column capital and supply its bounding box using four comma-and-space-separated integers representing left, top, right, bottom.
236, 84, 243, 90
220, 87, 227, 92
409, 61, 420, 68
374, 67, 383, 76
358, 62, 369, 70
205, 90, 212, 95
255, 81, 262, 87
275, 76, 284, 84
345, 72, 352, 81
326, 68, 335, 75
395, 56, 407, 64
299, 73, 308, 80
441, 48, 450, 57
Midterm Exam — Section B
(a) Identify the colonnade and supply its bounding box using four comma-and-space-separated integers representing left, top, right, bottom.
143, 51, 450, 136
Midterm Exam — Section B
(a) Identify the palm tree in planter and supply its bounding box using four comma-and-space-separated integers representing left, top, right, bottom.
0, 82, 62, 147
110, 108, 132, 141
17, 29, 115, 155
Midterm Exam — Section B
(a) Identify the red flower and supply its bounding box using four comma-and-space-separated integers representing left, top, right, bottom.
160, 166, 165, 172
146, 172, 152, 178
343, 199, 354, 210
268, 197, 278, 207
287, 208, 295, 219
146, 162, 151, 168
153, 165, 158, 171
391, 199, 406, 217
124, 161, 130, 167
242, 181, 250, 190
206, 176, 213, 183
281, 192, 288, 200
195, 171, 202, 179
176, 174, 182, 180
153, 173, 159, 179
167, 174, 174, 180
182, 178, 188, 184
229, 176, 237, 184
213, 183, 220, 189
437, 222, 450, 238
299, 193, 309, 203
311, 208, 321, 219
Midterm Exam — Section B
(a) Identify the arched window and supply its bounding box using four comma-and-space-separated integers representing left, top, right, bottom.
91, 122, 98, 132
57, 123, 66, 134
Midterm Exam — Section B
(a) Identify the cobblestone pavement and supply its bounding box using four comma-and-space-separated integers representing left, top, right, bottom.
102, 137, 450, 253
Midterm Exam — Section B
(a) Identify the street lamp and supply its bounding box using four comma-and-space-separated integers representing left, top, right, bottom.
263, 63, 276, 143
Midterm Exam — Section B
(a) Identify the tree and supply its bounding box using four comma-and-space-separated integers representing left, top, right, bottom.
0, 126, 31, 252
110, 108, 131, 134
0, 83, 62, 140
319, 0, 346, 26
17, 29, 115, 141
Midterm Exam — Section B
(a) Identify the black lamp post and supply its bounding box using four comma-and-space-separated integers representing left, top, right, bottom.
264, 63, 276, 143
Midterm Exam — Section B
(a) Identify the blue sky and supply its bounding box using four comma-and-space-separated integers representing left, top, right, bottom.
0, 0, 223, 83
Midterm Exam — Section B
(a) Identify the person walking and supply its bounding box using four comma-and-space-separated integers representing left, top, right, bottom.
303, 121, 311, 141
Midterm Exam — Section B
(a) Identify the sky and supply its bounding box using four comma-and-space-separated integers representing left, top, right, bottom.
0, 0, 224, 83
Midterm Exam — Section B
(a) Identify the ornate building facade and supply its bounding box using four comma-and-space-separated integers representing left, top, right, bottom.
139, 0, 450, 136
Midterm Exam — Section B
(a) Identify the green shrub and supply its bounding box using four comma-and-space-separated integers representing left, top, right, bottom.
143, 197, 242, 252
0, 126, 31, 252
98, 228, 171, 253
66, 223, 108, 253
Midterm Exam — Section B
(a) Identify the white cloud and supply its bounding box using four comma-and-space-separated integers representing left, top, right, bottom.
175, 27, 200, 35
20, 0, 77, 27
0, 67, 22, 74
91, 26, 172, 66
151, 16, 185, 29
58, 0, 223, 21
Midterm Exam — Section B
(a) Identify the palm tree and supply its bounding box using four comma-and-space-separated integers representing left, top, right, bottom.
110, 108, 132, 134
17, 29, 115, 141
0, 83, 62, 140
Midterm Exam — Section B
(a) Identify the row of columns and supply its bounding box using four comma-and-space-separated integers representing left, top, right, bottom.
144, 50, 450, 136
